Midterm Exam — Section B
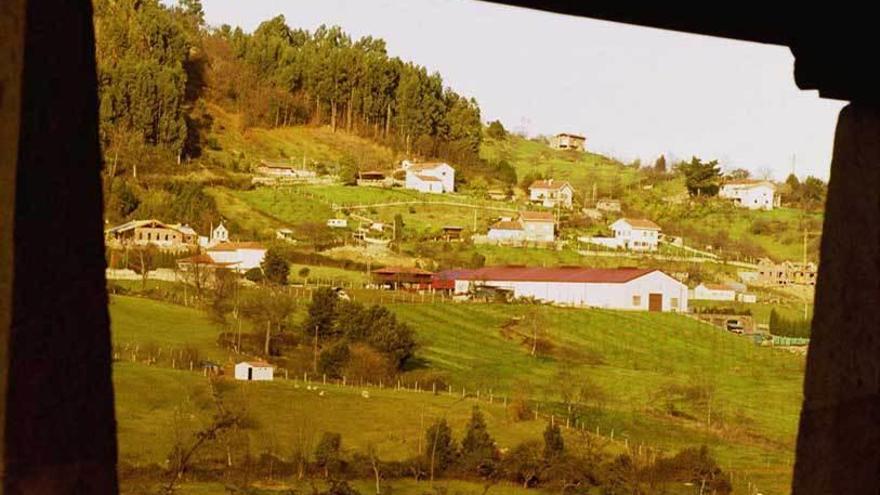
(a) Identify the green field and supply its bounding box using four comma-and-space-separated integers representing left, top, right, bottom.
111, 295, 803, 494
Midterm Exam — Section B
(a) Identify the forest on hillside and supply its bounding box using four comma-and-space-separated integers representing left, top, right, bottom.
94, 0, 483, 174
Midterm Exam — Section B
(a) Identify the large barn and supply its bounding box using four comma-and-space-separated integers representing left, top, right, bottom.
448, 266, 687, 312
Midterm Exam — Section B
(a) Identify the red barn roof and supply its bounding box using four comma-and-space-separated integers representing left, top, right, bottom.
452, 266, 658, 284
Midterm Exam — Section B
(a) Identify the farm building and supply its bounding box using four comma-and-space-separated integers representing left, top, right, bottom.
402, 160, 455, 193
596, 198, 621, 213
692, 283, 737, 301
756, 258, 817, 286
529, 180, 575, 208
441, 225, 464, 241
198, 222, 229, 248
487, 211, 555, 243
105, 219, 199, 252
549, 133, 586, 151
255, 160, 317, 179
357, 170, 392, 187
372, 266, 434, 290
234, 361, 274, 381
719, 179, 779, 210
446, 266, 688, 311
206, 242, 267, 273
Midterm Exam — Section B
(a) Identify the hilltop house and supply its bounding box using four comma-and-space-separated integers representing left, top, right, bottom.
105, 219, 199, 252
529, 180, 575, 208
443, 266, 687, 312
581, 218, 661, 251
487, 211, 555, 243
549, 133, 586, 151
402, 160, 455, 193
719, 179, 779, 210
206, 242, 267, 273
234, 361, 274, 381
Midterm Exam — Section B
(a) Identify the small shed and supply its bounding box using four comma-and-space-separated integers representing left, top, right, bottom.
441, 225, 464, 241
234, 361, 274, 381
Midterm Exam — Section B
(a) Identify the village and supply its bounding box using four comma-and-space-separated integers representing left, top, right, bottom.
105, 129, 819, 386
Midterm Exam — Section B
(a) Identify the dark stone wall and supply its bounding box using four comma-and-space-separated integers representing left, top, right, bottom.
2, 0, 118, 492
792, 104, 880, 494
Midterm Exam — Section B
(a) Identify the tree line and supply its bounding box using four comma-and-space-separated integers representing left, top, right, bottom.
93, 0, 484, 168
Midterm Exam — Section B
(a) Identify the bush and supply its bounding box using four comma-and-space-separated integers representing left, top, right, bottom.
244, 267, 264, 283
318, 341, 351, 379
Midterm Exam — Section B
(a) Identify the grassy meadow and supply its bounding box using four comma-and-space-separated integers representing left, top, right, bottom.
110, 295, 803, 494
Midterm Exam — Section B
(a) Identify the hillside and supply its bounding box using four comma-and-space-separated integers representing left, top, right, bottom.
111, 295, 802, 494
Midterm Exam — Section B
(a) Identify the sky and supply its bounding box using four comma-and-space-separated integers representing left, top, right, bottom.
199, 0, 845, 180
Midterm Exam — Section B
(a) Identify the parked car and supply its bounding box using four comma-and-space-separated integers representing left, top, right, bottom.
726, 319, 745, 334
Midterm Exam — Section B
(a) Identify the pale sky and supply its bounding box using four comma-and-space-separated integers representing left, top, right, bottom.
200, 0, 845, 180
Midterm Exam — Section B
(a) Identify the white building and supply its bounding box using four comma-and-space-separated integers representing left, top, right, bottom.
206, 242, 267, 272
199, 222, 229, 248
719, 180, 779, 210
610, 218, 661, 251
529, 180, 575, 208
255, 160, 317, 179
449, 266, 687, 312
402, 161, 455, 193
487, 211, 555, 243
234, 361, 274, 381
692, 283, 737, 301
327, 218, 348, 228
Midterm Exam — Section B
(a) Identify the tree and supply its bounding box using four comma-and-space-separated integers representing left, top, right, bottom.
542, 421, 564, 461
678, 157, 722, 197
393, 213, 404, 243
653, 154, 667, 173
128, 245, 159, 290
318, 341, 351, 378
261, 249, 289, 285
486, 120, 507, 140
502, 441, 543, 488
240, 289, 296, 356
303, 287, 340, 339
727, 168, 751, 180
315, 432, 343, 478
460, 406, 497, 476
425, 418, 457, 480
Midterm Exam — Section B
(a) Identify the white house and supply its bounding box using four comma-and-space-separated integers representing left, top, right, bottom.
529, 180, 575, 208
448, 266, 687, 312
692, 283, 737, 301
487, 211, 555, 243
402, 161, 455, 193
234, 361, 274, 381
206, 242, 267, 272
199, 222, 229, 248
610, 218, 662, 251
719, 180, 779, 210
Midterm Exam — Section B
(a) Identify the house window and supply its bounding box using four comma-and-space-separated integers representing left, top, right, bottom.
671, 297, 679, 309
632, 295, 641, 306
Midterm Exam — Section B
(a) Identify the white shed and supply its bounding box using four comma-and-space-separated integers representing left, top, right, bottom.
692, 283, 737, 301
234, 361, 274, 381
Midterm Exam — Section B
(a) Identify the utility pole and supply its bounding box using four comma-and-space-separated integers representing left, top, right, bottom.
803, 228, 809, 320
313, 325, 319, 373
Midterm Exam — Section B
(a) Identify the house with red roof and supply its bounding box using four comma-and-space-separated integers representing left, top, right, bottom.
529, 179, 575, 208
402, 160, 455, 193
442, 266, 687, 311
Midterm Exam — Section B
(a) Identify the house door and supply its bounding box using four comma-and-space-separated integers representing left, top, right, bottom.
247, 368, 253, 381
648, 293, 663, 312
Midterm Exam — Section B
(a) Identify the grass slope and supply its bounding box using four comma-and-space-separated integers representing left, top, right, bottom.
112, 295, 802, 493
